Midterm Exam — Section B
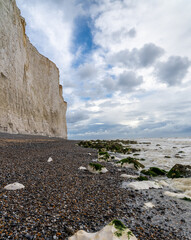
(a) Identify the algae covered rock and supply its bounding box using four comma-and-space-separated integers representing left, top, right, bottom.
117, 157, 145, 170
88, 163, 108, 174
141, 167, 167, 177
167, 164, 191, 178
69, 219, 137, 240
98, 151, 111, 162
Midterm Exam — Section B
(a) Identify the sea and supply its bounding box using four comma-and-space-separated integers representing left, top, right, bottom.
116, 137, 191, 198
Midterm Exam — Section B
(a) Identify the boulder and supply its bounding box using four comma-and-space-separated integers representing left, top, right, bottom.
88, 163, 108, 174
122, 181, 162, 190
117, 157, 145, 170
4, 182, 25, 190
167, 164, 191, 178
69, 220, 137, 240
141, 167, 167, 177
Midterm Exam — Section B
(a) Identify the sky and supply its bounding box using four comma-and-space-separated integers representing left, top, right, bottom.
16, 0, 191, 140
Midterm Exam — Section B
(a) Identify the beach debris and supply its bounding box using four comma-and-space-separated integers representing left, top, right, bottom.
120, 174, 138, 179
78, 166, 87, 170
4, 182, 25, 190
167, 164, 191, 178
122, 181, 162, 190
69, 219, 137, 240
141, 167, 167, 177
116, 157, 145, 170
144, 202, 155, 209
47, 157, 53, 162
88, 163, 108, 174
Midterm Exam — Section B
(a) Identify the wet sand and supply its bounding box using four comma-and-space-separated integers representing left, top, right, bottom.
0, 133, 190, 239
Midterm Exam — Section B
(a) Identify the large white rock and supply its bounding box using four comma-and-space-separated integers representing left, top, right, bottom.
0, 0, 67, 138
4, 182, 25, 190
69, 222, 137, 240
122, 181, 162, 190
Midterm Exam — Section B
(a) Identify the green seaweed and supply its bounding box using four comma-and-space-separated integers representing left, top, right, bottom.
89, 163, 103, 171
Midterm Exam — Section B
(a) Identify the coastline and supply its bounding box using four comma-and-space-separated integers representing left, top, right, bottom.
0, 133, 190, 239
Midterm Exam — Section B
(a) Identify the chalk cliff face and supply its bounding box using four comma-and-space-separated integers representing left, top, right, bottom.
0, 0, 67, 138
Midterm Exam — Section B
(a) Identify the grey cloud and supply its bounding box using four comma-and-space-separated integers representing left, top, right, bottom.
139, 43, 164, 67
78, 63, 98, 80
127, 28, 136, 38
108, 43, 164, 68
155, 56, 190, 85
67, 111, 89, 123
118, 71, 143, 91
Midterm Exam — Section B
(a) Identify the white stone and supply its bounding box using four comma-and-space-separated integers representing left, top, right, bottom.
88, 153, 92, 156
0, 0, 67, 138
47, 157, 53, 162
144, 202, 155, 209
87, 165, 108, 174
78, 166, 87, 170
120, 174, 138, 179
123, 181, 162, 190
4, 182, 25, 190
69, 223, 137, 240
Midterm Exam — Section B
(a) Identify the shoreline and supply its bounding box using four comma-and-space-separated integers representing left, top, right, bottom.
0, 133, 190, 239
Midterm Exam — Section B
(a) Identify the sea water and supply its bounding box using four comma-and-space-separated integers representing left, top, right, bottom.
118, 138, 191, 197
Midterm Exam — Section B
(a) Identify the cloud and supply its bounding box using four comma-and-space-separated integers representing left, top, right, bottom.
108, 43, 164, 68
118, 71, 143, 91
127, 28, 136, 38
139, 43, 165, 67
78, 63, 98, 80
155, 56, 190, 85
67, 110, 89, 123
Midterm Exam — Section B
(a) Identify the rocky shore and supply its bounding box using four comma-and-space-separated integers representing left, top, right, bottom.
0, 133, 191, 239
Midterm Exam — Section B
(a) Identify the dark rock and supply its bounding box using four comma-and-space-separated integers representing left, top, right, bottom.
167, 164, 191, 178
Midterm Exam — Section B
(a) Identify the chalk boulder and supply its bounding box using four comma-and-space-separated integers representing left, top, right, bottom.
69, 220, 137, 240
122, 181, 162, 190
4, 182, 25, 190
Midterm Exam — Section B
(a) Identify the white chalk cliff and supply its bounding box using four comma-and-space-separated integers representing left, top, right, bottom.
0, 0, 67, 138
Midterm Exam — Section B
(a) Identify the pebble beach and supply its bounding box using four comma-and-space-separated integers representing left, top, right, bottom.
0, 133, 191, 239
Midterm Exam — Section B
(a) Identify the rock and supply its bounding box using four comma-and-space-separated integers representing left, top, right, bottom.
120, 174, 138, 179
87, 163, 108, 174
4, 182, 25, 190
123, 181, 162, 190
78, 166, 87, 170
117, 157, 145, 170
141, 167, 167, 177
144, 202, 155, 209
47, 157, 53, 162
69, 220, 137, 240
167, 164, 191, 178
0, 0, 67, 138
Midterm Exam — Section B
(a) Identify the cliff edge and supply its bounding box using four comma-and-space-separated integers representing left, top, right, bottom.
0, 0, 67, 138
